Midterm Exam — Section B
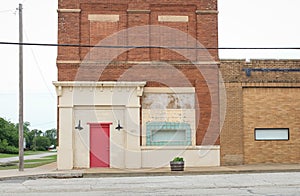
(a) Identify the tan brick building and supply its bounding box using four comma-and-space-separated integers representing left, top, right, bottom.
54, 0, 300, 169
220, 60, 300, 165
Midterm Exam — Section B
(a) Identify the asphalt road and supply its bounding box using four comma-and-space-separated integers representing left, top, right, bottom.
0, 172, 299, 195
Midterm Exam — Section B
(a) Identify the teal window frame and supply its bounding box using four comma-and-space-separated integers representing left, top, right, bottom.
146, 122, 192, 146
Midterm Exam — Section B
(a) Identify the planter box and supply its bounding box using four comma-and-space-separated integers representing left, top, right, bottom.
170, 161, 184, 171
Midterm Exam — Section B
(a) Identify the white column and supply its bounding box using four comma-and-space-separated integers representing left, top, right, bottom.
124, 106, 142, 168
57, 107, 74, 170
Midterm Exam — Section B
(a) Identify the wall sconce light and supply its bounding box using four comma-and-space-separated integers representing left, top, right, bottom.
75, 120, 83, 130
115, 120, 123, 131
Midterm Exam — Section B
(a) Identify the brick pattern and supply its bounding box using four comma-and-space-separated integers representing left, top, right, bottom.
57, 0, 219, 63
150, 4, 197, 61
58, 0, 217, 11
127, 11, 150, 61
243, 88, 300, 164
57, 1, 300, 166
63, 62, 218, 145
220, 59, 300, 165
221, 60, 300, 83
220, 83, 243, 165
57, 12, 80, 60
57, 0, 219, 146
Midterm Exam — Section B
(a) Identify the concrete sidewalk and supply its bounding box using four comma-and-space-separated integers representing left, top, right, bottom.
0, 162, 300, 181
0, 162, 82, 181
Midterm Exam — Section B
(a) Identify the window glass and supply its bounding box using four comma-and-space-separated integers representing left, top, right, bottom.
255, 128, 289, 141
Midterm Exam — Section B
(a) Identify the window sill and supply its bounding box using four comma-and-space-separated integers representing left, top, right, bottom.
140, 145, 220, 150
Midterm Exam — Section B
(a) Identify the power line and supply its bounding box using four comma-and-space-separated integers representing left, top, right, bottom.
0, 41, 300, 50
24, 30, 56, 99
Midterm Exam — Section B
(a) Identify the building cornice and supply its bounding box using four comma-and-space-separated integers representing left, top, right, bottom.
53, 81, 146, 97
56, 9, 219, 15
53, 81, 147, 88
242, 82, 300, 88
56, 60, 220, 65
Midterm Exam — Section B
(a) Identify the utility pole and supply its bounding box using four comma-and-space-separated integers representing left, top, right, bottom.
18, 3, 24, 172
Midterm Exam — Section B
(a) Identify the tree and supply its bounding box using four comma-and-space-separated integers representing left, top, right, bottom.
44, 128, 57, 147
0, 118, 18, 147
0, 118, 19, 154
23, 122, 31, 149
0, 117, 56, 152
27, 129, 43, 150
33, 136, 51, 151
0, 139, 18, 154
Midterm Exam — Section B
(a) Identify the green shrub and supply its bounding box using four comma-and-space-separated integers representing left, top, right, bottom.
33, 136, 51, 151
172, 157, 184, 162
3, 146, 18, 154
0, 139, 18, 154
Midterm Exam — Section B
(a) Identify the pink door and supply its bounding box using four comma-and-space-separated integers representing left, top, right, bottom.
89, 123, 112, 168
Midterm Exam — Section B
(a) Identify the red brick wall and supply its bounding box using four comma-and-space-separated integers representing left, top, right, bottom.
57, 12, 80, 60
57, 0, 219, 145
58, 0, 217, 10
58, 61, 219, 145
57, 0, 219, 63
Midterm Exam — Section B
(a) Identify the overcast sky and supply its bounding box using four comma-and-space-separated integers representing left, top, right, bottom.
0, 0, 299, 131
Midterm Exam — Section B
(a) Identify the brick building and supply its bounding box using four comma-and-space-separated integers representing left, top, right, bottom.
54, 0, 300, 170
220, 59, 300, 165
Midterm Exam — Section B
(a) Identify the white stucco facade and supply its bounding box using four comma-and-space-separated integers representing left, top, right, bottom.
53, 81, 220, 170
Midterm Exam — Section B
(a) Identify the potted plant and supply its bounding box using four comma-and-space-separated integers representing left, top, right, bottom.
170, 157, 184, 171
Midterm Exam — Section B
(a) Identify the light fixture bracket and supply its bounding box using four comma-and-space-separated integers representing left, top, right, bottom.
115, 120, 123, 131
75, 120, 83, 130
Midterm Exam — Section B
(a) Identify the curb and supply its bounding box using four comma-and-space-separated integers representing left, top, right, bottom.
1, 168, 300, 181
82, 168, 300, 178
0, 173, 83, 182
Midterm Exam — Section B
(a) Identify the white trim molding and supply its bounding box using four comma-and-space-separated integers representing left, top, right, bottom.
88, 14, 119, 22
56, 60, 81, 64
57, 9, 81, 13
158, 15, 189, 22
53, 81, 146, 88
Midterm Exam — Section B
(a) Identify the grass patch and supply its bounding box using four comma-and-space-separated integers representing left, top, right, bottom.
0, 153, 18, 158
23, 155, 57, 169
24, 155, 57, 163
0, 154, 57, 170
24, 151, 48, 156
0, 151, 48, 159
